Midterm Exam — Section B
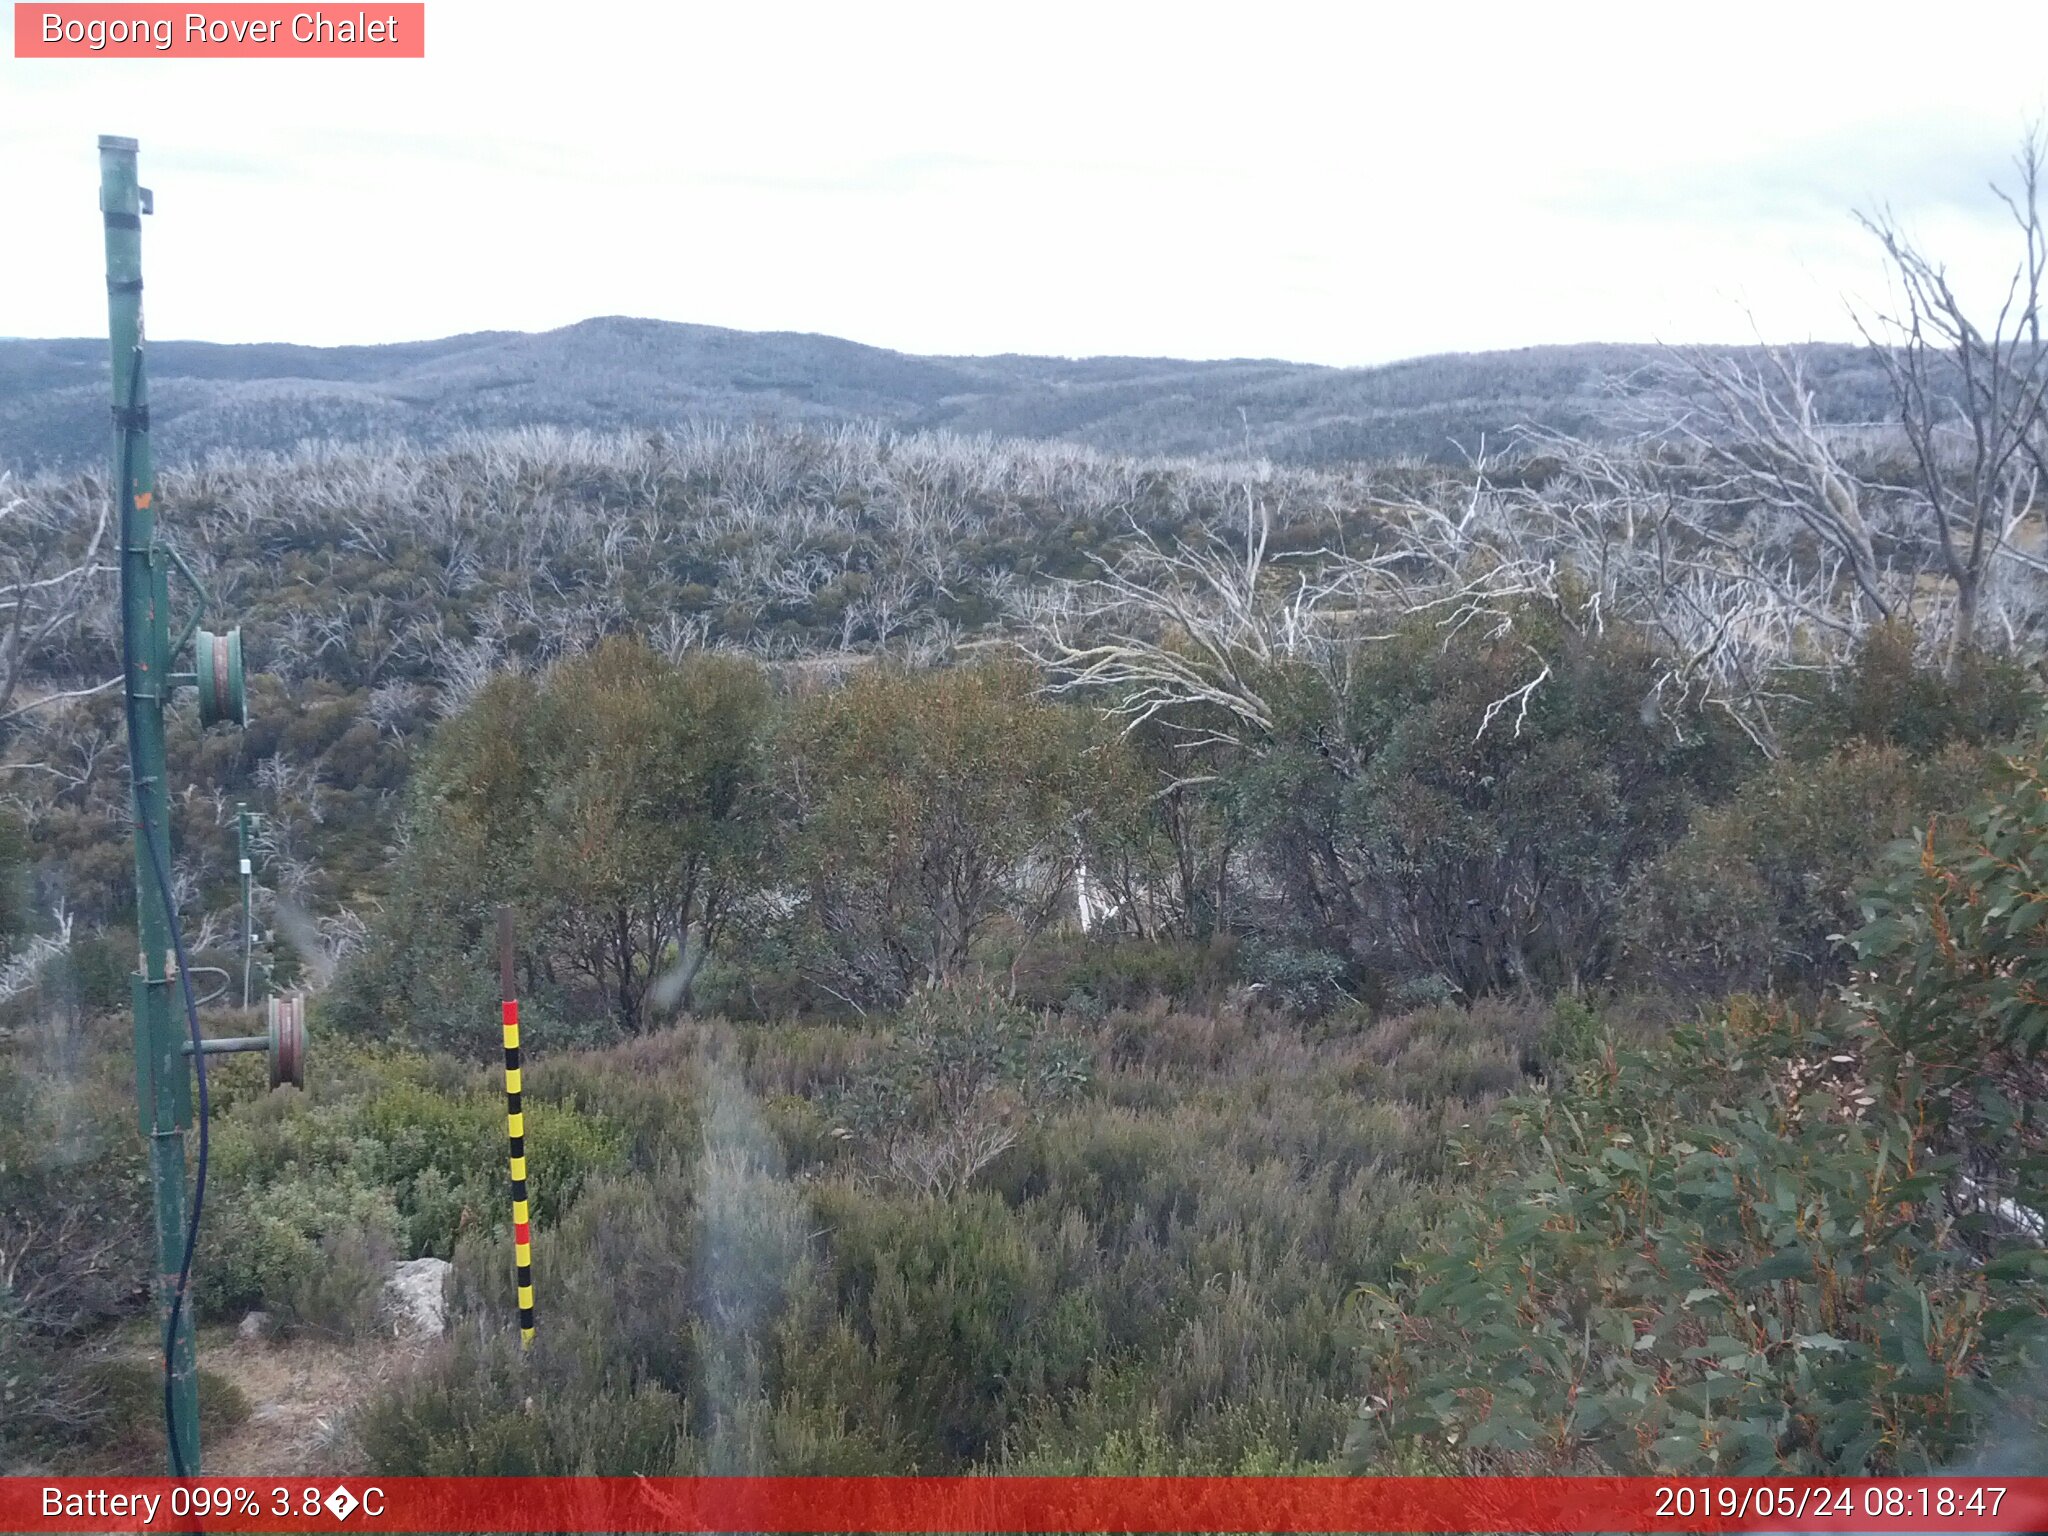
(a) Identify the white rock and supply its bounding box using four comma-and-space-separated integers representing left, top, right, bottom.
383, 1256, 452, 1339
236, 1310, 272, 1341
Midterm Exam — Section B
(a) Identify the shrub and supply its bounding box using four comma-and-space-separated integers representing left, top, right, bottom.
322, 900, 506, 1058
1358, 729, 2048, 1474
1847, 733, 2048, 1188
1007, 934, 1238, 1017
1538, 994, 1600, 1070
833, 980, 1088, 1196
522, 1028, 703, 1174
69, 1361, 248, 1467
1356, 998, 2048, 1473
0, 1030, 147, 1340
1005, 1363, 1346, 1473
1, 1343, 251, 1473
1237, 939, 1355, 1018
193, 1174, 403, 1335
1784, 624, 2036, 762
1338, 998, 1546, 1107
199, 1039, 629, 1296
0, 1315, 98, 1468
343, 980, 1505, 1478
44, 929, 136, 1017
1234, 611, 1745, 996
1626, 743, 1989, 995
816, 1183, 1085, 1465
347, 1321, 691, 1475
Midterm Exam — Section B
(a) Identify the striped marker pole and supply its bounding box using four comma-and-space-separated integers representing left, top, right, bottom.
498, 906, 535, 1345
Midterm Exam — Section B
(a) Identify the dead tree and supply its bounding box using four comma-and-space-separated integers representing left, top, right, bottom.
1511, 419, 1880, 755
0, 476, 116, 746
1855, 129, 2048, 665
1660, 345, 1898, 626
1027, 485, 1419, 751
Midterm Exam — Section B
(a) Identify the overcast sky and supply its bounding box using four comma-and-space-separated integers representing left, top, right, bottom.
5, 1, 2047, 366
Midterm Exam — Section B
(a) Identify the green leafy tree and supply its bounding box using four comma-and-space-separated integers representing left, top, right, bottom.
519, 642, 771, 1027
771, 662, 1108, 1008
1079, 712, 1240, 941
335, 640, 770, 1043
1234, 610, 1744, 996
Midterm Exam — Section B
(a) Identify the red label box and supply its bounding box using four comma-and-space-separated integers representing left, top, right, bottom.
13, 3, 425, 56
6, 1477, 2048, 1534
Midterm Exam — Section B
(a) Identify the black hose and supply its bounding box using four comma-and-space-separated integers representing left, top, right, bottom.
117, 345, 211, 1478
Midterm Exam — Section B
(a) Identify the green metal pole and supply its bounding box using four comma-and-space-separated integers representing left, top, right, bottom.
238, 801, 252, 1009
102, 133, 201, 1478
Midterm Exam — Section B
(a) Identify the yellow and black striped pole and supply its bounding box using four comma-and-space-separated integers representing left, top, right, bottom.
498, 906, 534, 1345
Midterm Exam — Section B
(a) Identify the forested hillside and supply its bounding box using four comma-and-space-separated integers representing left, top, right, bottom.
0, 320, 1903, 474
5, 146, 2048, 1481
5, 386, 2045, 1473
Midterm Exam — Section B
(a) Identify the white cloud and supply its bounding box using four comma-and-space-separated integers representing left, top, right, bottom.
4, 0, 2045, 363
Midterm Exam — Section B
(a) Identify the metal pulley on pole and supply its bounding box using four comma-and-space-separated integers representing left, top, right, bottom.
196, 626, 247, 727
267, 992, 308, 1089
178, 994, 304, 1089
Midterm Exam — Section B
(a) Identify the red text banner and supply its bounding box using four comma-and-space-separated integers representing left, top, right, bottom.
13, 4, 424, 57
5, 1477, 2048, 1534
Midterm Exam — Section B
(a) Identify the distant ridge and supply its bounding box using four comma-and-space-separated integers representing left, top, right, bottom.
0, 316, 1896, 473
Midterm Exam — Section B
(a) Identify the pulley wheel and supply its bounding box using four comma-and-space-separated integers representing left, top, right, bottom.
196, 627, 247, 728
267, 991, 306, 1090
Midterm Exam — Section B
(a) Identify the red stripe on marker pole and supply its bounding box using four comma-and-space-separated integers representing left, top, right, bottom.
9, 1478, 2048, 1533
